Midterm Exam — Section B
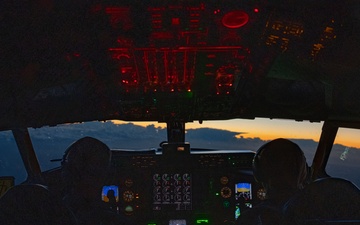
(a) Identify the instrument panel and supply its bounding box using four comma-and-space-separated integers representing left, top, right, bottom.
102, 144, 262, 225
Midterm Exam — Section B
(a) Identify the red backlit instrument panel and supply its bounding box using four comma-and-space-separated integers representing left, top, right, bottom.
102, 0, 342, 96
104, 2, 258, 94
109, 46, 250, 94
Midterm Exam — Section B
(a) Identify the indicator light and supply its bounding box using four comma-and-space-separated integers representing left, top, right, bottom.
196, 219, 209, 224
172, 18, 180, 25
214, 9, 221, 14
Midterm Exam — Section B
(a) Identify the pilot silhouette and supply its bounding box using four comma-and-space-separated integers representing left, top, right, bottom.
61, 136, 134, 225
236, 138, 308, 225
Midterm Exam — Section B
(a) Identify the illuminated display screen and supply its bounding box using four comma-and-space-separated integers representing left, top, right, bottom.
102, 185, 119, 203
153, 173, 192, 211
169, 219, 186, 225
234, 182, 252, 219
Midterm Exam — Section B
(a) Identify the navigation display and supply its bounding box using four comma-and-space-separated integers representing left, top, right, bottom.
153, 173, 192, 211
235, 182, 252, 219
102, 185, 119, 203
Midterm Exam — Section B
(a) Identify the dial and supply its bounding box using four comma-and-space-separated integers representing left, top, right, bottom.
175, 194, 182, 202
220, 176, 229, 185
174, 173, 181, 181
154, 194, 161, 202
124, 205, 134, 215
162, 174, 170, 181
183, 194, 191, 202
163, 194, 170, 202
153, 174, 161, 181
175, 186, 182, 193
221, 187, 232, 198
153, 186, 161, 194
257, 188, 267, 200
162, 186, 170, 194
183, 186, 191, 194
183, 173, 190, 181
123, 190, 135, 202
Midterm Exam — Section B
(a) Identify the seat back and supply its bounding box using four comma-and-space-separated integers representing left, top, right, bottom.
283, 177, 360, 225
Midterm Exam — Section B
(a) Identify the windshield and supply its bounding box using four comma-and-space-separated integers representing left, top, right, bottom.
0, 118, 336, 184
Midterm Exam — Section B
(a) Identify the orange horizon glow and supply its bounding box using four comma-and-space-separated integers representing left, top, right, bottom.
112, 119, 360, 149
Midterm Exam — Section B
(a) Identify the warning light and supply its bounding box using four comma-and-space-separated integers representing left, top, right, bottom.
214, 9, 221, 14
254, 8, 259, 13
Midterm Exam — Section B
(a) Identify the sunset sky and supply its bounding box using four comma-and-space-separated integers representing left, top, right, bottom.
114, 118, 360, 148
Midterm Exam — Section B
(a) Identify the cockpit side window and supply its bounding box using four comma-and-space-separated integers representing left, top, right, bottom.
326, 128, 360, 187
0, 131, 27, 184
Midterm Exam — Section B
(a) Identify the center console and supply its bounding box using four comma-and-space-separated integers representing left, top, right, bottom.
102, 143, 262, 225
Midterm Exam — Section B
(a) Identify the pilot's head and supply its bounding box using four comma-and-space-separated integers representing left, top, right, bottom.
61, 136, 111, 190
253, 138, 307, 193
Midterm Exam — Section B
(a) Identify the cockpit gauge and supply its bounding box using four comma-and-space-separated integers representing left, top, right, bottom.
220, 186, 232, 198
124, 205, 134, 215
175, 186, 182, 193
153, 174, 161, 181
163, 194, 170, 202
183, 186, 191, 194
183, 173, 190, 181
257, 188, 266, 201
153, 174, 161, 186
220, 176, 229, 185
162, 173, 170, 181
174, 173, 181, 181
183, 194, 191, 202
154, 194, 161, 202
154, 186, 161, 194
183, 173, 191, 186
175, 194, 182, 202
123, 190, 135, 202
162, 186, 170, 194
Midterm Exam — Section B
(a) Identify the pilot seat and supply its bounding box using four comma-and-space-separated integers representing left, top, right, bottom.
0, 183, 77, 225
282, 177, 360, 225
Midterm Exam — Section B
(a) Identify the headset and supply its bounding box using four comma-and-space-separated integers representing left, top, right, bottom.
61, 136, 111, 187
253, 138, 308, 187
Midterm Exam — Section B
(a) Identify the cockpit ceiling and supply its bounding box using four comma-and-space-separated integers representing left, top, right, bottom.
1, 0, 360, 129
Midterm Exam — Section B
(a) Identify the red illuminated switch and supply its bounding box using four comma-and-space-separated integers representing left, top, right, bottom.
172, 18, 180, 25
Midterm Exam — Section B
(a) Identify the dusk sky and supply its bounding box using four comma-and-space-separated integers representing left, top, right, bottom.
114, 118, 360, 148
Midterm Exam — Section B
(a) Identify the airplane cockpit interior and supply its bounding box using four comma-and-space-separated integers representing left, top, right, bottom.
1, 0, 360, 224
